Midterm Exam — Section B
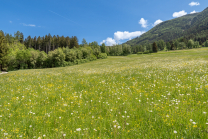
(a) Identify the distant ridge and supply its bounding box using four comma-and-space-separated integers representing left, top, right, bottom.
125, 7, 208, 46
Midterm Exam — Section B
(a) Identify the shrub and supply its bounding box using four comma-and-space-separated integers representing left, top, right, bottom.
88, 54, 97, 61
137, 52, 143, 55
143, 51, 150, 54
97, 53, 107, 59
64, 48, 77, 62
47, 48, 65, 67
36, 51, 47, 68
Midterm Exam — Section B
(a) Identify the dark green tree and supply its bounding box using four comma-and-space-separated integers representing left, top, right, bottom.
166, 42, 171, 50
152, 42, 158, 52
100, 43, 106, 53
171, 43, 175, 50
70, 36, 79, 48
0, 32, 8, 70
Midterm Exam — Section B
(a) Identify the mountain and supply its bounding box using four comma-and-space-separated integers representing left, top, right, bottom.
125, 7, 208, 46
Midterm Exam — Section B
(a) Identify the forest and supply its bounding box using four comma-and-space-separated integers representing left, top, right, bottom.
0, 31, 107, 71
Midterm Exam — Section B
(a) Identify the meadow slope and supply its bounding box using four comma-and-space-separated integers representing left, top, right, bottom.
1, 48, 208, 138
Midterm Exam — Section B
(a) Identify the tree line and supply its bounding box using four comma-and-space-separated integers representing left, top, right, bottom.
0, 31, 107, 71
131, 36, 208, 54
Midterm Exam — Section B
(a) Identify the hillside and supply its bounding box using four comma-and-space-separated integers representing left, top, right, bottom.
125, 7, 208, 46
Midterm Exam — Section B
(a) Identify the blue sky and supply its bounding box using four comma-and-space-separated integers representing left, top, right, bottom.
1, 0, 207, 46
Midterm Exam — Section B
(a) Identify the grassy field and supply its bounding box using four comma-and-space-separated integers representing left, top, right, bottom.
1, 48, 208, 138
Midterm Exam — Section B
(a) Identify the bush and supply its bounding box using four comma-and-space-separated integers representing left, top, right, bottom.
137, 52, 143, 55
28, 49, 39, 69
63, 61, 73, 67
81, 48, 89, 59
36, 51, 47, 68
47, 48, 65, 67
143, 51, 150, 54
76, 49, 83, 59
97, 53, 107, 59
88, 54, 97, 61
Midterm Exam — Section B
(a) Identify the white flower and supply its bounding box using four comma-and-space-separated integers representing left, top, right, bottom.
4, 133, 8, 135
192, 122, 196, 124
43, 134, 46, 137
92, 116, 94, 118
203, 112, 207, 114
174, 130, 177, 133
166, 115, 169, 117
76, 128, 81, 131
63, 134, 66, 136
118, 126, 121, 129
190, 119, 193, 122
114, 125, 116, 128
59, 117, 61, 119
126, 123, 129, 125
29, 125, 32, 128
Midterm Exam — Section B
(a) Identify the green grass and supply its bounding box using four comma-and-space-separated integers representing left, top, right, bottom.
1, 48, 208, 138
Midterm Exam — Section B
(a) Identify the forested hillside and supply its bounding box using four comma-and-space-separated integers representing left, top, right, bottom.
125, 7, 208, 46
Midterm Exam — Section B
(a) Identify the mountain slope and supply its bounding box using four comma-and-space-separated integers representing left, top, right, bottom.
125, 7, 208, 46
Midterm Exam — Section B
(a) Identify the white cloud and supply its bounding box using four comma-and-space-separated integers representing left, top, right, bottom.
139, 18, 148, 28
100, 31, 145, 46
100, 37, 117, 46
153, 19, 163, 26
189, 2, 200, 6
114, 31, 145, 41
190, 10, 198, 14
22, 23, 36, 27
173, 10, 187, 18
9, 21, 12, 23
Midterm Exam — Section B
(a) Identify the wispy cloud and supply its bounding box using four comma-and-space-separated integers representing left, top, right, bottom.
9, 21, 12, 23
189, 2, 200, 6
49, 10, 81, 27
21, 23, 36, 27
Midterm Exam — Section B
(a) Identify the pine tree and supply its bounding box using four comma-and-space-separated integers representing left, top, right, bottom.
0, 32, 8, 71
152, 42, 158, 52
171, 43, 175, 50
70, 36, 79, 49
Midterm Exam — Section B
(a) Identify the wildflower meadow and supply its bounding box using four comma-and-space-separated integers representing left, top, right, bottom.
0, 48, 208, 138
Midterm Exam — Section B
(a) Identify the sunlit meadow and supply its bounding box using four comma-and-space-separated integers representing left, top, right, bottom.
1, 48, 208, 138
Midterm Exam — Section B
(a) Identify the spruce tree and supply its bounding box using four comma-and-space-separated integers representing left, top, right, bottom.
171, 43, 175, 50
0, 32, 8, 70
152, 42, 158, 52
